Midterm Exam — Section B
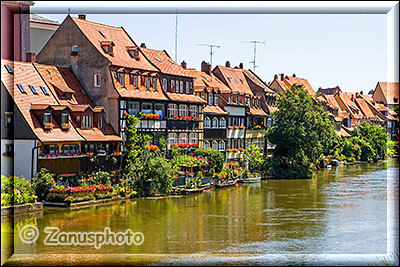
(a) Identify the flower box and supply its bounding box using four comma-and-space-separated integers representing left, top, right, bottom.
2, 152, 13, 157
61, 123, 71, 130
44, 123, 54, 130
141, 113, 160, 120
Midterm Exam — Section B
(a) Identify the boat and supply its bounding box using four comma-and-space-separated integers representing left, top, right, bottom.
214, 180, 237, 188
238, 176, 261, 183
197, 183, 212, 190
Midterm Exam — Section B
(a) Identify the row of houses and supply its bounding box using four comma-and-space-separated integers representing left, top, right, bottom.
1, 10, 399, 180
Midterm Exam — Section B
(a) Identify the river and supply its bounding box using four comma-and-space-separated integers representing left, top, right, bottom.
1, 159, 398, 266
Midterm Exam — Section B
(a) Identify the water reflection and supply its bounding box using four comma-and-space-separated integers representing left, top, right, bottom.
2, 159, 397, 262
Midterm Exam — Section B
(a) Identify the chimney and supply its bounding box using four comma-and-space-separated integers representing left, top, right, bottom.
292, 73, 296, 77
78, 14, 86, 20
239, 63, 243, 69
201, 61, 211, 75
26, 52, 36, 63
140, 43, 146, 48
274, 74, 278, 80
181, 61, 187, 69
360, 91, 363, 95
225, 61, 230, 68
280, 74, 284, 81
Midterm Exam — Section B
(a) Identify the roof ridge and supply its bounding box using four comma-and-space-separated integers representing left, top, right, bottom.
71, 15, 123, 30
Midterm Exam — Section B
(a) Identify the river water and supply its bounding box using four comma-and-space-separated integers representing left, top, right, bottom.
2, 159, 398, 265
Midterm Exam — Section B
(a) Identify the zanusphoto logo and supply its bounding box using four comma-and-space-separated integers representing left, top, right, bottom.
19, 225, 144, 249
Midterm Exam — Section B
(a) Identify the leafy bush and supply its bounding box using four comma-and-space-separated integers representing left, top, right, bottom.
1, 175, 37, 206
32, 168, 54, 201
93, 171, 110, 185
239, 145, 264, 173
193, 148, 225, 175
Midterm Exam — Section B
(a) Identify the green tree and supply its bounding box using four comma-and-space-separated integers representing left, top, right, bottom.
193, 148, 225, 175
32, 168, 54, 201
267, 84, 337, 178
239, 145, 264, 173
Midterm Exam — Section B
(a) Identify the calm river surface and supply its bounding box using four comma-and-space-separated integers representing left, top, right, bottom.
2, 159, 398, 265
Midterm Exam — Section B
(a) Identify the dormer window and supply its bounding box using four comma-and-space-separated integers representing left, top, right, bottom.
229, 93, 232, 103
145, 77, 150, 91
82, 115, 92, 129
201, 91, 205, 100
98, 116, 103, 129
43, 112, 52, 124
236, 94, 239, 104
242, 95, 245, 105
127, 47, 139, 59
186, 81, 190, 94
102, 44, 113, 54
153, 78, 157, 91
61, 92, 72, 100
101, 41, 115, 55
61, 111, 69, 125
134, 75, 138, 89
214, 93, 218, 105
208, 93, 213, 105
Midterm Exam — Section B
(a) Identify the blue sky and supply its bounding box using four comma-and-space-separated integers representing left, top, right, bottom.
31, 2, 389, 93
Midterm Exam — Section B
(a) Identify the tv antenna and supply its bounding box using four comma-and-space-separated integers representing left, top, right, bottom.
240, 40, 266, 72
196, 44, 221, 69
175, 13, 178, 62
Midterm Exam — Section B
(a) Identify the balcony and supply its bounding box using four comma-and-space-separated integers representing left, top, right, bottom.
245, 129, 265, 139
167, 120, 199, 130
226, 129, 245, 139
137, 119, 167, 129
38, 153, 86, 160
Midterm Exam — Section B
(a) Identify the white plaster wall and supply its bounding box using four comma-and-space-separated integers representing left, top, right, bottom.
1, 139, 14, 177
224, 106, 246, 116
13, 139, 37, 181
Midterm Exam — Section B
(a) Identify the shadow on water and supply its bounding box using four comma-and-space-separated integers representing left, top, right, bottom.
1, 159, 398, 265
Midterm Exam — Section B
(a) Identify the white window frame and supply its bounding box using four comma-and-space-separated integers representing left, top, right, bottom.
212, 117, 219, 128
163, 79, 168, 91
212, 140, 218, 150
171, 80, 175, 92
201, 92, 205, 99
145, 77, 150, 91
214, 93, 218, 105
43, 112, 52, 124
82, 115, 92, 129
179, 133, 188, 144
189, 105, 198, 117
208, 92, 213, 105
98, 116, 103, 129
218, 140, 225, 151
204, 140, 210, 149
229, 93, 232, 103
219, 117, 226, 128
134, 75, 138, 89
72, 45, 78, 53
175, 80, 180, 93
189, 133, 198, 144
94, 73, 101, 87
120, 73, 125, 88
180, 81, 184, 93
186, 81, 190, 94
168, 104, 178, 117
204, 117, 211, 128
61, 112, 69, 125
179, 105, 188, 117
153, 78, 157, 91
168, 133, 177, 146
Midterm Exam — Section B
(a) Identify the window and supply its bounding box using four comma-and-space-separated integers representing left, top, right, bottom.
208, 93, 213, 105
94, 74, 101, 87
171, 80, 175, 92
102, 45, 113, 54
179, 105, 188, 116
218, 141, 225, 151
134, 75, 138, 89
204, 140, 210, 149
43, 112, 52, 124
204, 117, 211, 128
153, 78, 157, 91
163, 79, 168, 91
154, 104, 164, 119
179, 133, 188, 144
42, 144, 59, 155
61, 112, 69, 125
175, 80, 179, 93
168, 104, 178, 117
186, 81, 190, 94
214, 93, 218, 105
232, 139, 237, 149
141, 102, 152, 113
16, 84, 26, 93
229, 93, 232, 103
82, 115, 92, 128
168, 59, 175, 65
201, 92, 205, 99
242, 95, 245, 105
155, 57, 162, 63
168, 133, 177, 146
5, 112, 13, 128
180, 81, 184, 93
72, 45, 78, 53
5, 144, 13, 155
189, 106, 198, 117
236, 94, 239, 104
212, 117, 219, 128
40, 86, 49, 95
128, 101, 140, 116
98, 116, 103, 129
28, 85, 38, 94
219, 117, 226, 128
145, 77, 150, 91
119, 73, 125, 88
189, 133, 198, 145
99, 30, 106, 37
4, 64, 13, 74
212, 140, 218, 150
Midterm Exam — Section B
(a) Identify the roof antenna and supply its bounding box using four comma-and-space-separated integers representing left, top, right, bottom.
68, 8, 71, 14
196, 44, 221, 69
175, 12, 178, 62
240, 40, 266, 72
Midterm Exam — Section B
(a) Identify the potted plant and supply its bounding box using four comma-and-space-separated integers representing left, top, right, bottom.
61, 122, 71, 130
44, 122, 53, 130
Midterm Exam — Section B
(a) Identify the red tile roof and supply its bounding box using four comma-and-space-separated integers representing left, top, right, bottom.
1, 59, 84, 142
165, 92, 206, 104
140, 48, 193, 78
270, 75, 315, 96
243, 69, 275, 94
184, 68, 231, 94
374, 82, 399, 105
249, 107, 268, 117
213, 66, 254, 96
70, 16, 158, 71
110, 69, 169, 100
203, 105, 228, 115
34, 63, 94, 106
